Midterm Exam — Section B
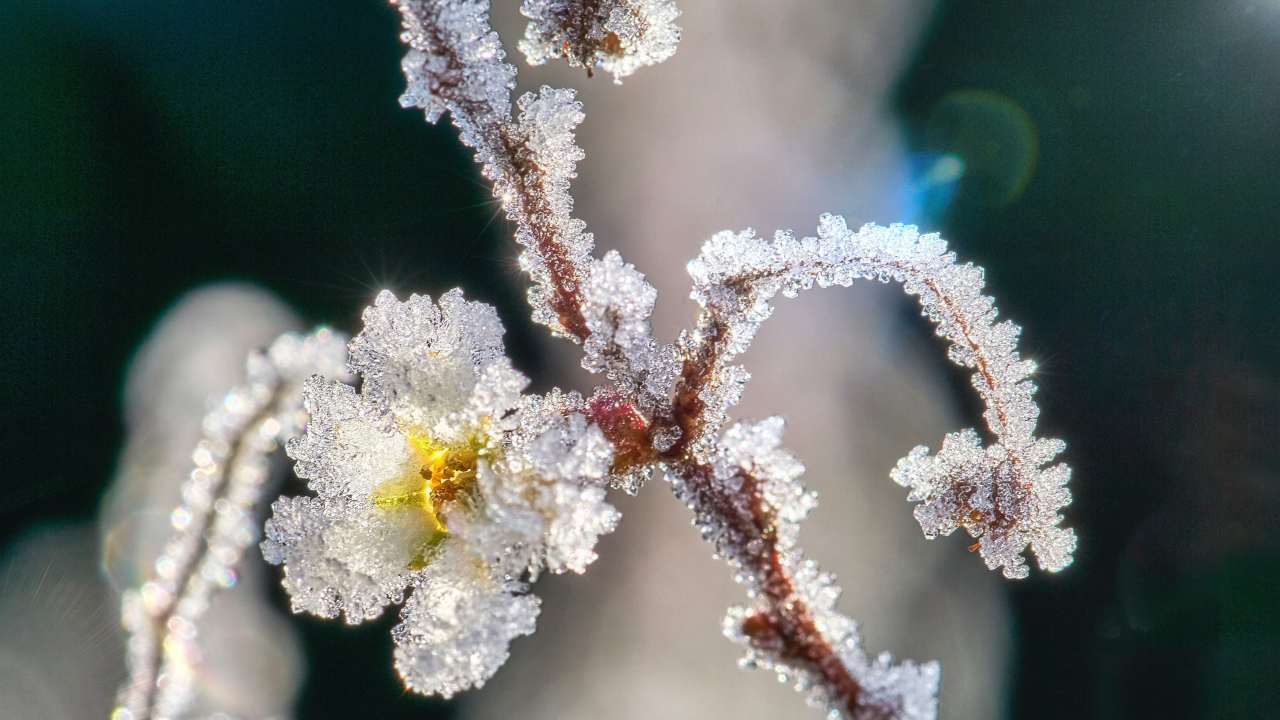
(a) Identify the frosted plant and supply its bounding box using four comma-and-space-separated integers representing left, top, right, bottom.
519, 0, 681, 82
113, 2, 1075, 719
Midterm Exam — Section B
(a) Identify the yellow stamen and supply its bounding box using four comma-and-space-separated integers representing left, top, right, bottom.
371, 430, 486, 570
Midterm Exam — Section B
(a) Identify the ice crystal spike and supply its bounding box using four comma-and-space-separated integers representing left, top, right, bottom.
114, 328, 350, 720
687, 215, 1076, 578
263, 290, 618, 699
519, 0, 682, 82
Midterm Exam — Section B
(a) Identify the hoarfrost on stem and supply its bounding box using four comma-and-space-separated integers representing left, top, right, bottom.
686, 215, 1077, 579
113, 328, 349, 720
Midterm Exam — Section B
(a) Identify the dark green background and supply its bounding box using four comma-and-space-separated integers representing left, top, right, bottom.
2, 1, 1277, 718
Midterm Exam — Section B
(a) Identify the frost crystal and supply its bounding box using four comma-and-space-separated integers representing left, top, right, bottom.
687, 215, 1076, 578
114, 327, 349, 720
262, 289, 618, 698
519, 0, 682, 82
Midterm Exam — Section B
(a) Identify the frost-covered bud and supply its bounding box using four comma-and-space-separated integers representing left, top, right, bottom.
262, 290, 619, 698
520, 0, 681, 82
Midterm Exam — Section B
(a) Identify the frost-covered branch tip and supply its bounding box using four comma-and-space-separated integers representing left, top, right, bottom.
394, 0, 676, 424
113, 329, 348, 720
686, 215, 1077, 579
520, 0, 681, 82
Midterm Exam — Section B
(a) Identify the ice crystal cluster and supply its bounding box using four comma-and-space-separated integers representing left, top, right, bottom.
113, 2, 1075, 719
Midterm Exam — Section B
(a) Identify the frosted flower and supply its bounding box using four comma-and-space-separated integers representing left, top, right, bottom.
520, 0, 681, 82
262, 289, 618, 697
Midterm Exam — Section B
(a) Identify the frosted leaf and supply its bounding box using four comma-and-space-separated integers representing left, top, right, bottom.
688, 215, 1076, 577
581, 250, 678, 410
519, 0, 681, 82
392, 548, 540, 698
264, 289, 620, 700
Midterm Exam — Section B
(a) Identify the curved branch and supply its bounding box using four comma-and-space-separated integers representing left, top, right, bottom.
681, 215, 1076, 578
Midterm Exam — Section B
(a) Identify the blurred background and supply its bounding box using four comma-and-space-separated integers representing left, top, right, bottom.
2, 1, 1278, 718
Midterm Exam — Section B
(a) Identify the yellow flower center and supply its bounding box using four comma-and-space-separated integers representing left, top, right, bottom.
372, 431, 485, 570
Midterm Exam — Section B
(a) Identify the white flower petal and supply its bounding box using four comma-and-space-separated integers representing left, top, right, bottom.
392, 552, 539, 698
348, 289, 508, 429
261, 496, 417, 623
287, 377, 412, 500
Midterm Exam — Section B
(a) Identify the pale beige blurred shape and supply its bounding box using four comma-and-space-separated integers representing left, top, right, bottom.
0, 284, 306, 719
472, 3, 1011, 719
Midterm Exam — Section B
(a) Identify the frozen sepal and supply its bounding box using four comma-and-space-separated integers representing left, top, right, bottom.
519, 0, 681, 82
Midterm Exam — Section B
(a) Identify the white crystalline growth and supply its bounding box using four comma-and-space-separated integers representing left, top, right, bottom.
687, 215, 1076, 578
520, 0, 681, 82
393, 1, 601, 342
701, 419, 939, 720
891, 429, 1075, 580
262, 289, 619, 698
